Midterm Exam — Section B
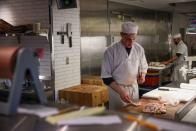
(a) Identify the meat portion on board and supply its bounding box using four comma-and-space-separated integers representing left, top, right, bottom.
143, 103, 166, 114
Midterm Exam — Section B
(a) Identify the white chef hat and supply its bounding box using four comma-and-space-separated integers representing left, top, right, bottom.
121, 22, 138, 34
173, 33, 182, 39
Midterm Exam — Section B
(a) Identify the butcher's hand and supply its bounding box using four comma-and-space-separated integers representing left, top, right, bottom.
110, 82, 132, 103
119, 90, 131, 103
137, 73, 145, 84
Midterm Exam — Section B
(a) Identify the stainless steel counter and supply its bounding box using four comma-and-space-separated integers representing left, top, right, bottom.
1, 105, 196, 131
0, 109, 150, 131
164, 82, 196, 124
165, 81, 181, 88
182, 105, 196, 123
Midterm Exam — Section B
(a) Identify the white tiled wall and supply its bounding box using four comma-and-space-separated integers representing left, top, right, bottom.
52, 0, 81, 98
0, 0, 51, 77
0, 36, 51, 77
20, 36, 51, 77
0, 0, 81, 99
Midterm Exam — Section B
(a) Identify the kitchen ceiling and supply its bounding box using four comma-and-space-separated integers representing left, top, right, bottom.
109, 0, 196, 13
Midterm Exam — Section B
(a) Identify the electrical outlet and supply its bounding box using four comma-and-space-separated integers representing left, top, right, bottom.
66, 57, 69, 65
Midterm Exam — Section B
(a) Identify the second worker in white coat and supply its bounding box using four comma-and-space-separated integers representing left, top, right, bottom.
101, 22, 148, 110
162, 33, 188, 84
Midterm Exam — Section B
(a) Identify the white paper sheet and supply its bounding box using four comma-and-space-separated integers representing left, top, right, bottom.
18, 104, 59, 118
189, 78, 196, 84
142, 87, 195, 102
58, 115, 122, 126
180, 83, 196, 91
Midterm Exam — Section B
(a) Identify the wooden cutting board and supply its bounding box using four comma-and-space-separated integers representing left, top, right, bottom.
120, 98, 185, 120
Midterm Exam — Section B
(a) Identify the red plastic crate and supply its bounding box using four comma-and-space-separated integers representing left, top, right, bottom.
140, 70, 160, 88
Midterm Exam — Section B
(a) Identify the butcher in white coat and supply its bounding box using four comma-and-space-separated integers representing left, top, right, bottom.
101, 22, 148, 110
162, 33, 188, 83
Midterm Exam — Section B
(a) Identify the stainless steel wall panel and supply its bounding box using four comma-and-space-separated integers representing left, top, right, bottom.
80, 1, 172, 75
81, 36, 107, 75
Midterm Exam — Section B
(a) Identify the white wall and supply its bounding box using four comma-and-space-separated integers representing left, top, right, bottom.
52, 0, 81, 99
0, 0, 51, 77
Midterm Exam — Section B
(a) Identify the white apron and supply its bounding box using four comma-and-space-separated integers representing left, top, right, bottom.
108, 83, 139, 110
172, 63, 187, 83
109, 46, 140, 110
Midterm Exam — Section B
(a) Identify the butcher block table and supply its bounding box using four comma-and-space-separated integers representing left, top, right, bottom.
81, 75, 105, 86
120, 98, 185, 120
59, 84, 109, 107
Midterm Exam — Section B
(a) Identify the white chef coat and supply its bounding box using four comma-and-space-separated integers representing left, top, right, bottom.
101, 42, 148, 109
172, 40, 188, 67
171, 40, 188, 82
0, 79, 11, 88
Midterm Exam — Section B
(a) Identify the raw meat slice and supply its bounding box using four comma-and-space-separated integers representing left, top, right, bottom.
143, 103, 166, 114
